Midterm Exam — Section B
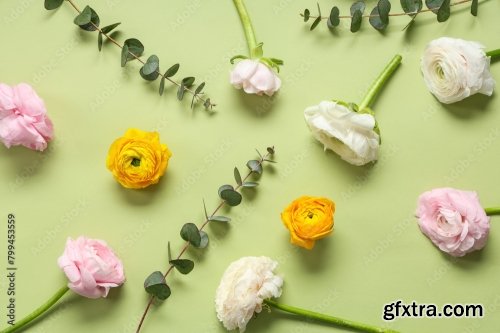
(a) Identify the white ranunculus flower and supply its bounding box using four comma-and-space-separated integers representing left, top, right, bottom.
421, 37, 495, 104
230, 59, 281, 96
215, 256, 283, 332
304, 101, 380, 166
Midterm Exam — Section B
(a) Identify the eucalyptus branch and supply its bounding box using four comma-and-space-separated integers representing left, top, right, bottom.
302, 0, 479, 33
135, 146, 276, 333
44, 0, 216, 110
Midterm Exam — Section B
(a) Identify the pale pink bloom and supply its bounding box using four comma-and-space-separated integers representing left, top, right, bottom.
0, 83, 53, 151
230, 60, 281, 96
416, 188, 490, 257
58, 236, 125, 298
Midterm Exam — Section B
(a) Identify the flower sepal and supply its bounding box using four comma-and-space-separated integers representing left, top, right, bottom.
230, 54, 250, 64
259, 56, 284, 73
230, 53, 283, 74
332, 100, 382, 141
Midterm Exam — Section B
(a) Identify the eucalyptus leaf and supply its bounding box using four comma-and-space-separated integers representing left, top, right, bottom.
220, 189, 242, 207
73, 5, 92, 26
140, 55, 160, 81
327, 6, 340, 28
121, 44, 129, 67
400, 0, 422, 15
378, 0, 391, 25
209, 215, 231, 223
165, 63, 180, 78
195, 82, 205, 95
234, 167, 242, 186
471, 0, 478, 16
218, 184, 234, 197
159, 76, 166, 96
141, 56, 160, 75
246, 160, 263, 174
192, 83, 206, 108
368, 6, 387, 30
101, 22, 121, 34
204, 98, 212, 109
182, 77, 195, 88
98, 32, 103, 51
309, 16, 321, 31
350, 10, 362, 32
45, 0, 64, 10
310, 16, 322, 31
144, 271, 171, 300
177, 83, 186, 100
242, 181, 259, 188
199, 231, 209, 248
309, 1, 322, 30
180, 223, 201, 247
267, 146, 275, 155
425, 0, 444, 13
123, 38, 144, 61
170, 259, 194, 274
350, 1, 366, 15
303, 9, 310, 22
437, 0, 450, 22
75, 6, 100, 31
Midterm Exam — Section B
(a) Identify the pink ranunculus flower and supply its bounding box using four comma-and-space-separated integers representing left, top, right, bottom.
0, 83, 53, 151
230, 59, 281, 96
58, 236, 125, 298
416, 188, 490, 257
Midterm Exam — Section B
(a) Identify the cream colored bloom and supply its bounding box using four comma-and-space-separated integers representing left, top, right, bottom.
304, 101, 380, 166
421, 37, 495, 104
215, 256, 283, 332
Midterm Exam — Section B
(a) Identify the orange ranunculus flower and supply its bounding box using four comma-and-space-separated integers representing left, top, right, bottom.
106, 128, 172, 189
280, 196, 335, 249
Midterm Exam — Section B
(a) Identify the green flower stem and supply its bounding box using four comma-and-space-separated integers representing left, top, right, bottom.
358, 55, 402, 111
0, 286, 69, 333
486, 49, 500, 59
264, 299, 399, 333
233, 0, 259, 58
485, 207, 500, 216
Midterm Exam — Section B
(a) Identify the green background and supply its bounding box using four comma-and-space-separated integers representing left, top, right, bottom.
1, 0, 500, 332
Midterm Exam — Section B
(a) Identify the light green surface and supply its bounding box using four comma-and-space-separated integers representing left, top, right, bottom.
1, 1, 500, 332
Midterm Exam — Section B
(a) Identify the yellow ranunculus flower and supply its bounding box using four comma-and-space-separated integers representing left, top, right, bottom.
106, 128, 172, 189
280, 196, 335, 250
